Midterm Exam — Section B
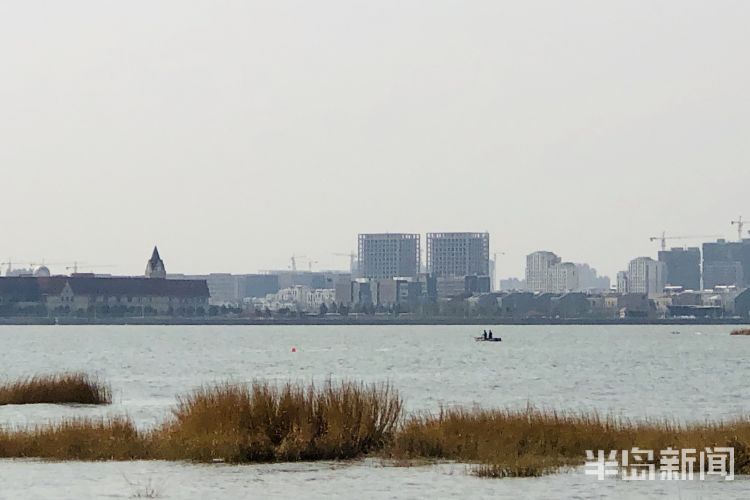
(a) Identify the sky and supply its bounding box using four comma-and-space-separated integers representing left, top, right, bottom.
0, 1, 748, 280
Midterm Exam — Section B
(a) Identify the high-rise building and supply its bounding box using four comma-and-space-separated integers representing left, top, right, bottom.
357, 233, 420, 280
658, 247, 701, 291
547, 262, 578, 293
525, 251, 560, 292
575, 263, 610, 291
616, 271, 629, 294
426, 232, 489, 278
626, 257, 666, 297
702, 239, 750, 289
703, 262, 744, 290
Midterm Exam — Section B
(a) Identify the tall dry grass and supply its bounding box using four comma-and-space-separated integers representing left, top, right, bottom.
0, 372, 111, 406
0, 417, 148, 460
3, 376, 750, 480
152, 380, 403, 462
388, 406, 750, 477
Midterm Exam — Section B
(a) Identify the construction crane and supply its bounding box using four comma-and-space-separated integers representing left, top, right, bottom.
307, 260, 319, 272
64, 262, 116, 274
648, 232, 721, 251
0, 260, 64, 275
731, 216, 745, 241
290, 255, 306, 272
333, 252, 357, 273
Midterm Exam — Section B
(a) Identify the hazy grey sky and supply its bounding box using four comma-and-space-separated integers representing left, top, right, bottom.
1, 1, 748, 279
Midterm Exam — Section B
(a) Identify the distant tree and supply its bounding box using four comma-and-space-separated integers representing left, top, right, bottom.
319, 303, 328, 316
329, 301, 338, 314
338, 305, 349, 316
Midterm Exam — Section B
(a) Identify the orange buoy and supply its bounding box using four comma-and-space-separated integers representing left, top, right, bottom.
291, 347, 297, 352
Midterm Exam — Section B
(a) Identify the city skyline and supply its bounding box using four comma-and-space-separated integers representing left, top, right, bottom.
1, 2, 749, 281
3, 228, 748, 285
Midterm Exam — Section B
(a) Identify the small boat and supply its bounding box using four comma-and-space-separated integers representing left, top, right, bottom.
670, 331, 681, 335
475, 336, 502, 342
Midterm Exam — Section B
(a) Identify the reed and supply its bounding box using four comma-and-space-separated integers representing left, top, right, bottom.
730, 328, 750, 336
388, 406, 750, 477
152, 380, 403, 462
0, 417, 148, 460
3, 376, 750, 480
0, 372, 111, 406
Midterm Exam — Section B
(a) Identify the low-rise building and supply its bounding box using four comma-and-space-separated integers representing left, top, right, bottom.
0, 275, 209, 316
1, 248, 209, 317
551, 293, 591, 319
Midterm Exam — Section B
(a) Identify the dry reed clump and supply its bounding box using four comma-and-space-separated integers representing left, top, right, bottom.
152, 380, 403, 463
0, 417, 149, 460
0, 373, 111, 406
388, 407, 750, 477
730, 328, 750, 336
4, 376, 750, 480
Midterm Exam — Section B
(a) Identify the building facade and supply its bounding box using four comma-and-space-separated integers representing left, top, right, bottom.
238, 274, 280, 299
702, 239, 750, 289
658, 247, 701, 291
169, 273, 239, 305
525, 251, 580, 293
525, 251, 561, 292
546, 262, 579, 293
357, 233, 420, 280
426, 232, 489, 278
0, 275, 209, 316
626, 257, 666, 297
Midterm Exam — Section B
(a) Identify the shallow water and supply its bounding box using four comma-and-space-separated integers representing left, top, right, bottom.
1, 324, 749, 499
2, 459, 749, 500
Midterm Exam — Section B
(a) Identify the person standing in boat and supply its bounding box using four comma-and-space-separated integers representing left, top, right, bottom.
488, 330, 493, 339
483, 330, 488, 340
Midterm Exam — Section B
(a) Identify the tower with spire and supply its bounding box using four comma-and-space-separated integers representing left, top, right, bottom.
145, 246, 166, 279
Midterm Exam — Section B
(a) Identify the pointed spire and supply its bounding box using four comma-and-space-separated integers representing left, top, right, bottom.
150, 246, 161, 264
146, 246, 166, 278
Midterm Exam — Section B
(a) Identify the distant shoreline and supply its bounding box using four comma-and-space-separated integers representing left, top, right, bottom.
0, 317, 748, 326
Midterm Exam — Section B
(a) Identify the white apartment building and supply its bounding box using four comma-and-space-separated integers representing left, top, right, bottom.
525, 251, 561, 292
547, 262, 578, 293
626, 257, 666, 297
525, 251, 580, 293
